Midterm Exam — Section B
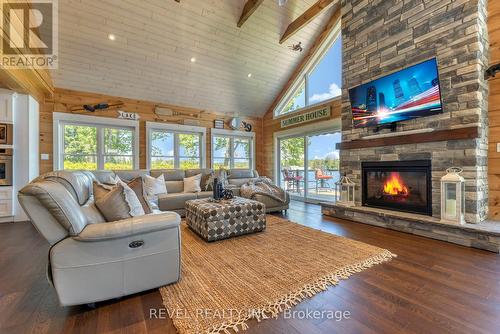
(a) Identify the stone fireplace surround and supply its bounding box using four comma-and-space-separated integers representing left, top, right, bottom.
321, 0, 499, 252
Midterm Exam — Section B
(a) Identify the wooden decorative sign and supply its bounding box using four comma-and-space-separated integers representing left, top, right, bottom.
280, 106, 331, 128
117, 110, 140, 120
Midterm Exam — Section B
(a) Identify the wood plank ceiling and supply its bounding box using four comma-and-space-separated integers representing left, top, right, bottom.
51, 0, 337, 117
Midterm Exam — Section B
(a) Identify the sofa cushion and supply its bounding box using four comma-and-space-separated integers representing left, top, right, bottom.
196, 191, 212, 199
228, 178, 253, 187
151, 169, 185, 181
91, 170, 117, 185
228, 169, 255, 179
43, 171, 94, 205
19, 180, 87, 236
113, 169, 150, 182
158, 192, 197, 211
165, 181, 184, 193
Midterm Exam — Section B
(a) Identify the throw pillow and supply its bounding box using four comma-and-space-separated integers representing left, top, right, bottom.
93, 178, 151, 214
143, 174, 167, 210
184, 173, 202, 193
93, 181, 114, 201
95, 183, 145, 222
127, 177, 152, 214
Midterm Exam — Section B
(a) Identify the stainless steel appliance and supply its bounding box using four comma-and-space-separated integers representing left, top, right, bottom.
0, 155, 13, 186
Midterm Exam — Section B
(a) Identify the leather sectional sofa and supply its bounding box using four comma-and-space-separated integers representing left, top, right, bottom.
18, 168, 289, 306
93, 168, 290, 216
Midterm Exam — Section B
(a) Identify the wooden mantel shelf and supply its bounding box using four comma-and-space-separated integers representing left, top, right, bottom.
336, 126, 479, 150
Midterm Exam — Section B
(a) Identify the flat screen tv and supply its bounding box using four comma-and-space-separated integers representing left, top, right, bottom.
349, 58, 443, 128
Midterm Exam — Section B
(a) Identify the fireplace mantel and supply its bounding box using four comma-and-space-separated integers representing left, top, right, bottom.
336, 126, 479, 150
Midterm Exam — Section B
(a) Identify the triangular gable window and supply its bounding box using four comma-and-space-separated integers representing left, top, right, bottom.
275, 26, 342, 116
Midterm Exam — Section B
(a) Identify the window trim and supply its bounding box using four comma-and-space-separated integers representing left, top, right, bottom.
273, 21, 342, 118
53, 112, 140, 170
145, 121, 207, 170
211, 128, 255, 170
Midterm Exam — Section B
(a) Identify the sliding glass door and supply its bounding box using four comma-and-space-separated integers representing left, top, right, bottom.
277, 130, 340, 203
279, 137, 306, 199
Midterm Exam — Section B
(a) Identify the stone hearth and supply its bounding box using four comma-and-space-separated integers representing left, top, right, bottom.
321, 203, 500, 252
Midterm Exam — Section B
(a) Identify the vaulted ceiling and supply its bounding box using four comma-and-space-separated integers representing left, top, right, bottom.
51, 0, 338, 117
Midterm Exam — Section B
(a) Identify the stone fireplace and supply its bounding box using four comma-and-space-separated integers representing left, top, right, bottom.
362, 161, 432, 216
338, 0, 489, 224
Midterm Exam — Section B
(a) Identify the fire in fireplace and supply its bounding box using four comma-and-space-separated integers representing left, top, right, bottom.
383, 172, 409, 198
362, 160, 432, 216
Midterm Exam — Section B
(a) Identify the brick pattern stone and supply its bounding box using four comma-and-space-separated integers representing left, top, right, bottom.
322, 203, 500, 253
340, 0, 489, 223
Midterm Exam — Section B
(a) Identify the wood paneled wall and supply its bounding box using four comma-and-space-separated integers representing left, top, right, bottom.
488, 0, 500, 219
0, 1, 54, 102
40, 88, 263, 174
262, 99, 341, 179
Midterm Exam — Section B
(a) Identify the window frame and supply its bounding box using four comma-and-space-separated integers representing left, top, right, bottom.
211, 128, 255, 170
53, 112, 140, 170
274, 21, 342, 118
146, 121, 207, 170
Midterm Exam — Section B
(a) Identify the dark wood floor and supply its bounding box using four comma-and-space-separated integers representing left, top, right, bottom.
1, 201, 500, 334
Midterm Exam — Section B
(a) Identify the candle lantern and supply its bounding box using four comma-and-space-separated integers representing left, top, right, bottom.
335, 173, 355, 207
440, 167, 465, 225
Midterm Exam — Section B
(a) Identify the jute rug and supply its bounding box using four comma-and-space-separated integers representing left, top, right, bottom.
160, 215, 396, 334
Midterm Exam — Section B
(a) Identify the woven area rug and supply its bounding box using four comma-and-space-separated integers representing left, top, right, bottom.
160, 215, 396, 334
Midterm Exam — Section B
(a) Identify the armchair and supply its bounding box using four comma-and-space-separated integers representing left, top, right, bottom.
18, 171, 182, 306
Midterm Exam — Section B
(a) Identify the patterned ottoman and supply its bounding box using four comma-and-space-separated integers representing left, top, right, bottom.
185, 196, 266, 242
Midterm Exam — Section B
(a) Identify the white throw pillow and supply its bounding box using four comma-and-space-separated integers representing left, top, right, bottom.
184, 173, 202, 193
143, 174, 167, 196
142, 174, 167, 210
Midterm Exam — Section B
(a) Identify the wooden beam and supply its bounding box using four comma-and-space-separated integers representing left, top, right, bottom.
264, 7, 340, 117
335, 127, 480, 150
237, 0, 264, 28
280, 0, 335, 44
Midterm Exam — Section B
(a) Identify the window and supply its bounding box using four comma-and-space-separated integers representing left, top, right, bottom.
275, 25, 342, 116
211, 129, 254, 170
147, 122, 206, 169
54, 113, 139, 170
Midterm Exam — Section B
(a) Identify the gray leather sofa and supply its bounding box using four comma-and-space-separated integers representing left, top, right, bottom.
18, 171, 182, 306
95, 168, 289, 216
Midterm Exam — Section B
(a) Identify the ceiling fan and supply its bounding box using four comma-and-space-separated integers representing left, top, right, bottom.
278, 0, 288, 6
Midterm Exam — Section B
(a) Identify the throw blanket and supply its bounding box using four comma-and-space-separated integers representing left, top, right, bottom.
240, 177, 287, 204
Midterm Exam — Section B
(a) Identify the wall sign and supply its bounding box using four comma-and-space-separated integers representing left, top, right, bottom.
214, 119, 224, 129
280, 106, 331, 128
117, 110, 140, 120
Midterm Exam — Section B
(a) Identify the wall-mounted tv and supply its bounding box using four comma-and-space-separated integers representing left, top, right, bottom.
349, 58, 443, 128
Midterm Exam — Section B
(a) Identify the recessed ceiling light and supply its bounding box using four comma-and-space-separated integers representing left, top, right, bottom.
247, 73, 252, 78
190, 57, 197, 63
108, 34, 116, 41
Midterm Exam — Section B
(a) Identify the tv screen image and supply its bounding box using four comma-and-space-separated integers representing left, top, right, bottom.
349, 58, 443, 128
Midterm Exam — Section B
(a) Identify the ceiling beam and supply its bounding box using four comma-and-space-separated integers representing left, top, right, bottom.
237, 0, 264, 28
265, 7, 341, 117
279, 0, 335, 44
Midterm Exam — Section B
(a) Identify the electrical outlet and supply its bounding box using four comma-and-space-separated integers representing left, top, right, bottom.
497, 143, 500, 153
41, 153, 49, 160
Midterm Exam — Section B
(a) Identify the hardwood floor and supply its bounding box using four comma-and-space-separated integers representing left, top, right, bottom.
1, 201, 500, 334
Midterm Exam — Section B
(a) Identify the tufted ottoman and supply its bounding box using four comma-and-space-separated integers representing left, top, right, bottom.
185, 196, 266, 242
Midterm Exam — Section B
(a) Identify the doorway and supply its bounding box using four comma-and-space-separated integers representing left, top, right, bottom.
277, 130, 341, 203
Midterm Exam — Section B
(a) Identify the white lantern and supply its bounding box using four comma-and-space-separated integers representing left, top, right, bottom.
335, 173, 355, 207
440, 167, 465, 225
